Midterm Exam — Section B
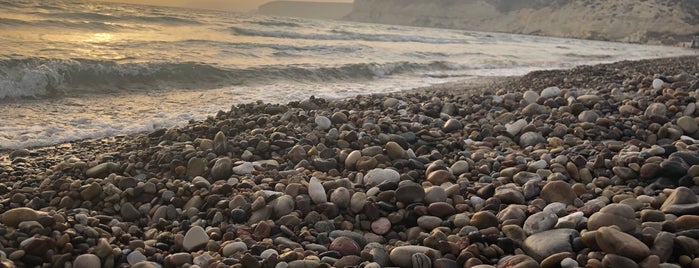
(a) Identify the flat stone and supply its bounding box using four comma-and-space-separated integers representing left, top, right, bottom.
522, 229, 579, 262
210, 157, 232, 180
86, 162, 118, 178
395, 183, 425, 204
417, 215, 442, 230
364, 168, 400, 186
587, 203, 636, 232
596, 226, 650, 261
661, 186, 699, 215
602, 254, 638, 268
1, 207, 42, 227
371, 217, 391, 235
523, 211, 557, 235
389, 246, 442, 268
541, 87, 561, 98
678, 116, 699, 133
427, 202, 455, 218
329, 236, 361, 256
183, 226, 209, 251
470, 211, 498, 230
385, 141, 406, 160
427, 169, 454, 185
540, 180, 575, 205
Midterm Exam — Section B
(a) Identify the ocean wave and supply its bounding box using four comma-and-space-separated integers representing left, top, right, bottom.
0, 58, 461, 99
229, 26, 464, 44
0, 18, 134, 31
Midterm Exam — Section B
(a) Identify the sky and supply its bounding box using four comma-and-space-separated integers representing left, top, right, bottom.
97, 0, 353, 12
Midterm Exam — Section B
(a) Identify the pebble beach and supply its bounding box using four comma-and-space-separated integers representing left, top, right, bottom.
1, 55, 699, 268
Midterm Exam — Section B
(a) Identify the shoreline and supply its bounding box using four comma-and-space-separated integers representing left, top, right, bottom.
1, 55, 699, 267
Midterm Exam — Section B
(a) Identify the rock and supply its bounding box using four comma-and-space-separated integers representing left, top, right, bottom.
169, 252, 193, 266
329, 236, 361, 256
417, 215, 442, 230
270, 195, 295, 219
85, 162, 118, 178
602, 254, 638, 268
8, 149, 29, 159
578, 110, 599, 123
309, 177, 327, 204
222, 242, 247, 257
315, 116, 332, 130
74, 254, 101, 268
389, 246, 441, 268
363, 168, 400, 186
412, 252, 432, 268
470, 211, 498, 229
587, 203, 637, 232
385, 141, 406, 160
661, 186, 699, 215
424, 186, 447, 204
80, 182, 102, 200
186, 157, 206, 177
344, 150, 362, 170
523, 90, 539, 104
494, 185, 525, 204
288, 145, 307, 164
210, 157, 232, 180
214, 131, 228, 154
644, 103, 667, 117
120, 203, 141, 221
678, 116, 699, 133
442, 118, 463, 133
450, 160, 470, 175
596, 226, 650, 261
426, 169, 454, 185
523, 211, 557, 235
540, 180, 575, 205
519, 132, 542, 147
330, 187, 350, 209
127, 251, 147, 265
522, 103, 548, 116
506, 119, 528, 136
288, 260, 321, 268
427, 202, 455, 218
652, 78, 665, 90
183, 226, 209, 251
522, 229, 579, 262
541, 87, 561, 98
395, 183, 425, 204
576, 95, 602, 106
371, 217, 391, 235
675, 215, 699, 230
232, 162, 256, 175
334, 255, 362, 267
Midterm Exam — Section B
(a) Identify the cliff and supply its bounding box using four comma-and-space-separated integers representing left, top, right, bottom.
258, 1, 353, 20
345, 0, 699, 45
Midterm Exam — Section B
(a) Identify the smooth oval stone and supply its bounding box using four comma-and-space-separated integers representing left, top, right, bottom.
596, 226, 650, 261
587, 203, 636, 232
522, 229, 579, 262
395, 183, 425, 204
540, 180, 575, 205
523, 211, 557, 235
315, 116, 332, 130
74, 254, 101, 268
389, 246, 441, 268
424, 186, 447, 204
371, 217, 391, 235
1, 207, 42, 227
427, 202, 455, 218
417, 215, 442, 230
329, 236, 361, 256
541, 86, 561, 98
470, 211, 498, 230
309, 177, 327, 204
385, 141, 406, 160
330, 187, 350, 209
364, 168, 400, 186
602, 254, 638, 268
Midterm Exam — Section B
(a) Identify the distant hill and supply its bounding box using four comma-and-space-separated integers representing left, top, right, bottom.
258, 1, 353, 20
345, 0, 699, 45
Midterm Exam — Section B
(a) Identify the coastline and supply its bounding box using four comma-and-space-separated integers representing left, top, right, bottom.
1, 55, 699, 267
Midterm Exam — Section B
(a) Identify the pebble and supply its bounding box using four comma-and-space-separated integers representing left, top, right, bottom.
596, 226, 650, 261
389, 246, 442, 268
541, 86, 561, 98
73, 254, 101, 268
540, 180, 576, 205
1, 207, 41, 227
183, 226, 209, 251
309, 177, 327, 204
363, 168, 400, 186
522, 229, 579, 262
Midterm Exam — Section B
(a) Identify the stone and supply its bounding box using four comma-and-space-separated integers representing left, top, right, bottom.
315, 116, 332, 130
678, 116, 699, 133
427, 202, 455, 218
329, 236, 361, 256
523, 90, 539, 104
494, 185, 525, 204
676, 215, 699, 230
210, 157, 232, 180
232, 162, 255, 175
344, 150, 362, 170
523, 211, 557, 235
86, 162, 118, 178
169, 252, 193, 266
395, 183, 425, 204
451, 160, 470, 175
442, 118, 463, 133
389, 246, 441, 268
424, 186, 447, 204
330, 187, 350, 209
541, 87, 561, 98
577, 95, 602, 106
74, 254, 101, 268
127, 251, 147, 265
80, 182, 102, 200
661, 186, 699, 215
186, 157, 206, 177
120, 203, 141, 221
270, 195, 295, 219
214, 131, 228, 154
506, 119, 528, 136
385, 141, 406, 160
652, 78, 665, 90
183, 226, 209, 251
522, 229, 579, 262
417, 215, 442, 230
645, 103, 667, 117
371, 217, 391, 235
309, 177, 327, 204
602, 254, 638, 268
470, 211, 498, 229
93, 238, 112, 258
522, 103, 548, 116
363, 168, 400, 186
427, 169, 454, 185
578, 110, 599, 123
596, 226, 650, 261
334, 255, 362, 267
222, 241, 247, 257
587, 203, 637, 232
288, 145, 307, 164
412, 252, 432, 268
519, 131, 542, 147
1, 207, 41, 227
540, 180, 575, 205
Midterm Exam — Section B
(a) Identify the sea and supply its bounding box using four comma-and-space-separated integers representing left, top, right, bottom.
0, 0, 696, 150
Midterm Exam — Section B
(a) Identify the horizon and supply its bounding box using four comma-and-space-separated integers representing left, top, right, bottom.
95, 0, 354, 12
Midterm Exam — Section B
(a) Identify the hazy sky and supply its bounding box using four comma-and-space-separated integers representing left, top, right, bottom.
98, 0, 353, 12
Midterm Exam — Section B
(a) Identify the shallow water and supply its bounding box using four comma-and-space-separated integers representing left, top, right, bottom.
0, 0, 695, 149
